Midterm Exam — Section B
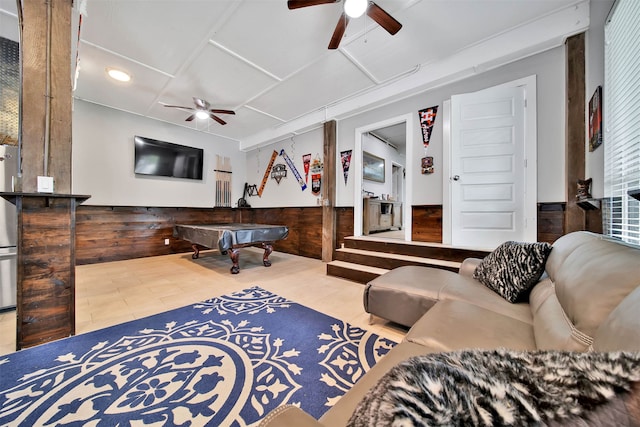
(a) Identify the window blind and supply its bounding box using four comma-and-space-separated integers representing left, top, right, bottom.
603, 0, 640, 245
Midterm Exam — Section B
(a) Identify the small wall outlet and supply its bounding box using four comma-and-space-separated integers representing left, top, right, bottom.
164, 238, 170, 245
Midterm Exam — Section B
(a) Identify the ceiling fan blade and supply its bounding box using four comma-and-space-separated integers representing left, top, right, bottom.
367, 2, 402, 35
209, 109, 236, 115
185, 114, 196, 122
163, 105, 195, 110
288, 0, 337, 10
329, 13, 349, 49
210, 113, 227, 125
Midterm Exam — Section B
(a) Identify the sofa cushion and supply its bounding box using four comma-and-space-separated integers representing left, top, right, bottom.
473, 241, 552, 303
529, 279, 592, 351
593, 285, 640, 352
364, 266, 453, 327
405, 300, 537, 351
553, 237, 640, 340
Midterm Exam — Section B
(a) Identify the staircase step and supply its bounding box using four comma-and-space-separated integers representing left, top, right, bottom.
334, 247, 461, 272
343, 236, 490, 263
326, 260, 389, 284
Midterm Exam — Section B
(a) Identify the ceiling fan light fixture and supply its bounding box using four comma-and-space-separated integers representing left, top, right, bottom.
344, 0, 367, 18
195, 110, 209, 120
106, 68, 131, 82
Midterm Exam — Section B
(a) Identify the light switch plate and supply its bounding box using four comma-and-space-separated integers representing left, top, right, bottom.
37, 176, 54, 193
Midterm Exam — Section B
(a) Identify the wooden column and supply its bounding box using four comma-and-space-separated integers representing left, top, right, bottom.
19, 0, 73, 193
322, 120, 337, 262
13, 0, 79, 349
565, 33, 586, 233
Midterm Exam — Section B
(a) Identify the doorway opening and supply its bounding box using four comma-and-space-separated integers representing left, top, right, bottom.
354, 113, 415, 241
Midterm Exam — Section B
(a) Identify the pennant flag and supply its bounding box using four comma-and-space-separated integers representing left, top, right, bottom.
341, 150, 352, 185
302, 154, 311, 183
418, 106, 438, 148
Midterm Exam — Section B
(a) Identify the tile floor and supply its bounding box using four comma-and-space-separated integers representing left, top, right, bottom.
0, 248, 407, 356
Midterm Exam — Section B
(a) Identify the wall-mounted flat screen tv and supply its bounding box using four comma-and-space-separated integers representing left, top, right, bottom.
134, 136, 204, 180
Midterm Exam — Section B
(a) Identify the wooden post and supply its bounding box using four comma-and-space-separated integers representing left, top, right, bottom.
322, 120, 337, 262
13, 0, 81, 349
565, 32, 586, 233
19, 0, 73, 193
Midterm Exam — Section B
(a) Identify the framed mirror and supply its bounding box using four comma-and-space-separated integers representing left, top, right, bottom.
363, 151, 385, 183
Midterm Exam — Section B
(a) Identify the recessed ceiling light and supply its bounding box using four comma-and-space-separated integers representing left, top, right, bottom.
106, 68, 131, 82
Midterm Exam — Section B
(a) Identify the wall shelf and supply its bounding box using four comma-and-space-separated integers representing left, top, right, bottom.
576, 198, 600, 211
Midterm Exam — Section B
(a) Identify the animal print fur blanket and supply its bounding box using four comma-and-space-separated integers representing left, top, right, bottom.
348, 349, 640, 426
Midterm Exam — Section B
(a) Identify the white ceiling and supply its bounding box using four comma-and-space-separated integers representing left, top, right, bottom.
1, 0, 590, 150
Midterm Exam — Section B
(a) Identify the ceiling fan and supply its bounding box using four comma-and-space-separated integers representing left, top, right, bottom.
288, 0, 402, 49
163, 97, 235, 125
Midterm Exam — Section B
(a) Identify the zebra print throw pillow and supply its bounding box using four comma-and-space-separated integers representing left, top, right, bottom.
473, 241, 552, 303
347, 349, 640, 427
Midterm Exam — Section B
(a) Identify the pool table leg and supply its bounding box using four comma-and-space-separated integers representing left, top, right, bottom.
191, 244, 200, 259
262, 243, 273, 267
229, 249, 240, 274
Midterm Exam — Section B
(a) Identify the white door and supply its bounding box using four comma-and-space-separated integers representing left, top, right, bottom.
450, 84, 530, 248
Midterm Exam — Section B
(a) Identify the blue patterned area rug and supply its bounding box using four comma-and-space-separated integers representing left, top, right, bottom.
0, 286, 396, 426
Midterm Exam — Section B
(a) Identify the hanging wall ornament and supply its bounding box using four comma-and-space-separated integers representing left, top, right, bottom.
421, 156, 434, 175
271, 163, 287, 184
341, 150, 352, 185
258, 150, 278, 197
280, 149, 307, 191
302, 153, 311, 183
418, 106, 438, 148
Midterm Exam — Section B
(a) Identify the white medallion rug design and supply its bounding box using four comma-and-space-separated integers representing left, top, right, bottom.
0, 286, 396, 426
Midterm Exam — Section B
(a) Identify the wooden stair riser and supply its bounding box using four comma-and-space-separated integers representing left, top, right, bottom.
334, 251, 459, 273
343, 238, 489, 262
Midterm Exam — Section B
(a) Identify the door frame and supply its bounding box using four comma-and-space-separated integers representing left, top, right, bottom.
354, 113, 415, 240
442, 75, 537, 246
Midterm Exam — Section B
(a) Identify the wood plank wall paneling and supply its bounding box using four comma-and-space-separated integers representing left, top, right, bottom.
335, 207, 354, 248
76, 202, 568, 266
411, 205, 443, 243
17, 196, 78, 349
76, 206, 324, 265
537, 202, 566, 243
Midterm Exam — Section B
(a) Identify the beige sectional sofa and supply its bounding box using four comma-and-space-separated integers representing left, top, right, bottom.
260, 231, 640, 426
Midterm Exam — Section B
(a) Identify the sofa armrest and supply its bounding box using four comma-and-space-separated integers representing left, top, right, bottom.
258, 405, 324, 427
459, 258, 483, 278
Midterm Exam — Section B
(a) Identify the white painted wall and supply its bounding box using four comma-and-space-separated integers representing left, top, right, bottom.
336, 46, 566, 207
72, 100, 246, 207
243, 128, 324, 208
361, 133, 404, 199
585, 0, 615, 199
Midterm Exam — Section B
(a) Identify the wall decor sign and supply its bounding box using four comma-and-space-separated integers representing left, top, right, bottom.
271, 163, 287, 184
418, 105, 438, 148
421, 156, 434, 175
341, 150, 352, 185
280, 149, 306, 191
363, 151, 385, 183
589, 86, 603, 152
258, 150, 278, 197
